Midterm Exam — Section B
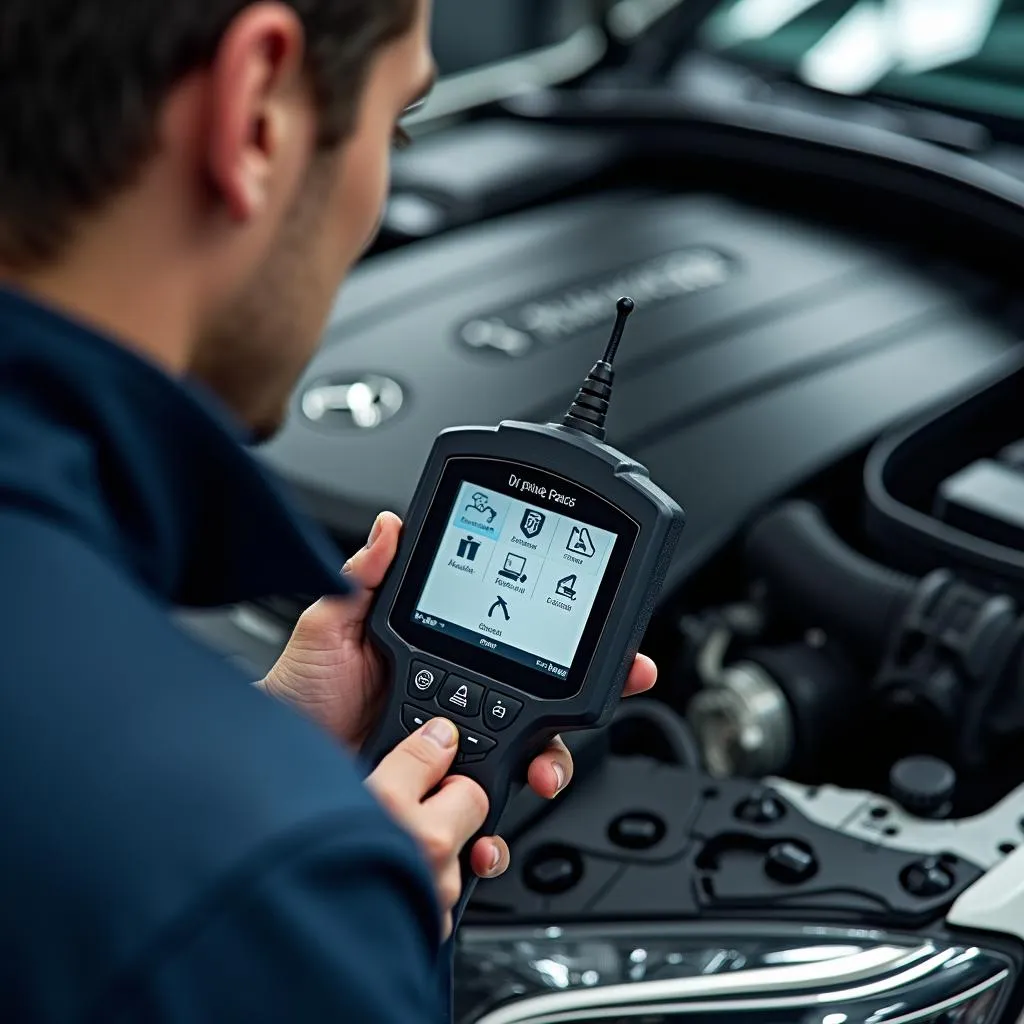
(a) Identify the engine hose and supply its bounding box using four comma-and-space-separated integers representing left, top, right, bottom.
745, 501, 916, 660
612, 697, 702, 768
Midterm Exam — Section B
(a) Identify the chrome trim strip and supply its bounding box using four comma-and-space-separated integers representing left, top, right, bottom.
608, 0, 687, 41
407, 26, 607, 126
482, 970, 1009, 1024
875, 971, 1009, 1024
474, 945, 945, 1024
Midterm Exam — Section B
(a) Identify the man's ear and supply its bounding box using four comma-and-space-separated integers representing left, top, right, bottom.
204, 2, 311, 222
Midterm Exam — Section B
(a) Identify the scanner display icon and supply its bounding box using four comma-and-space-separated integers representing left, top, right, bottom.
456, 535, 481, 561
498, 553, 528, 583
567, 526, 596, 558
520, 509, 546, 539
466, 492, 497, 524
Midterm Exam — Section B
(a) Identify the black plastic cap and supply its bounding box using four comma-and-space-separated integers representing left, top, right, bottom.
890, 756, 956, 819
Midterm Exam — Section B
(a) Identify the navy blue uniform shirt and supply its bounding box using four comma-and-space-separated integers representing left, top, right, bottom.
0, 286, 447, 1022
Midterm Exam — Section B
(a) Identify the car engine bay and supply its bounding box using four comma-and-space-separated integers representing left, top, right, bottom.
182, 47, 1024, 1023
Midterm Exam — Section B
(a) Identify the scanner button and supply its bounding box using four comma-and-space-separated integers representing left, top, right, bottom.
401, 704, 432, 734
408, 662, 445, 700
459, 730, 497, 757
484, 692, 523, 732
438, 676, 484, 717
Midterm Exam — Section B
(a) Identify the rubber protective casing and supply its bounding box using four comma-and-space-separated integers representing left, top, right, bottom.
361, 419, 685, 840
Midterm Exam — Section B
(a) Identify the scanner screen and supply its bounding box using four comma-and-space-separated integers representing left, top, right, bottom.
412, 479, 618, 682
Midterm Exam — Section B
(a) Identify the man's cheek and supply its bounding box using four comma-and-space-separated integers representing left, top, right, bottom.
359, 156, 391, 255
362, 207, 386, 255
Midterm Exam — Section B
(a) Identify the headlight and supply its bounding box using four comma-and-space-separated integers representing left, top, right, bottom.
455, 925, 1015, 1024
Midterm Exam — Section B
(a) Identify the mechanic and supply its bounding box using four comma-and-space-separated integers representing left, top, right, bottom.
0, 1, 658, 1021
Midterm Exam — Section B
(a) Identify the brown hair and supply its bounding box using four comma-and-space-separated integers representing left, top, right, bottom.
0, 0, 418, 268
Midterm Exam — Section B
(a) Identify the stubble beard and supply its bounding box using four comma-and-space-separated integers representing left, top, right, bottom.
190, 155, 340, 442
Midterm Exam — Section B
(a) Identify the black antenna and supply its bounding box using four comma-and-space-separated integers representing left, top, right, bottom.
560, 297, 635, 442
602, 296, 634, 364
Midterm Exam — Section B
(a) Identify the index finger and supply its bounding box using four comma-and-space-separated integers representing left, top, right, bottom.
421, 774, 490, 852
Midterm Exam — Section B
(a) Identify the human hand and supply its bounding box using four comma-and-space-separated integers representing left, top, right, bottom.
259, 512, 405, 751
365, 714, 489, 940
259, 512, 659, 870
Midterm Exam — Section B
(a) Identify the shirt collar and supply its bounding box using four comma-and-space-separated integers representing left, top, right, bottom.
0, 285, 351, 607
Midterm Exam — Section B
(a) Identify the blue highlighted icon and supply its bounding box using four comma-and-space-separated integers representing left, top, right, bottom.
454, 482, 508, 539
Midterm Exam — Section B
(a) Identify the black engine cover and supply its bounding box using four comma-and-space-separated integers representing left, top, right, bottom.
463, 755, 983, 928
261, 189, 1018, 589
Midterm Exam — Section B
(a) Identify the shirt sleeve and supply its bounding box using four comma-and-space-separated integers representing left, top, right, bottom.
94, 812, 447, 1024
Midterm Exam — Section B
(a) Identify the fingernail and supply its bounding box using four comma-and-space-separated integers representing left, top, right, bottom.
366, 514, 384, 548
423, 718, 457, 749
552, 761, 566, 794
489, 844, 501, 872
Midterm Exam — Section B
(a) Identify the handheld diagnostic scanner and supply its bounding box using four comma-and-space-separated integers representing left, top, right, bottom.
362, 298, 686, 921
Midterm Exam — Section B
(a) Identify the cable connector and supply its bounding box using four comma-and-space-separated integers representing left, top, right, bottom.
561, 297, 634, 441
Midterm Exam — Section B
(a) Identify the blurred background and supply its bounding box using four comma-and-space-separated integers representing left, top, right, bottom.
426, 0, 1023, 123
193, 0, 1024, 702
430, 0, 597, 73
183, 0, 1024, 805
182, 7, 1024, 1021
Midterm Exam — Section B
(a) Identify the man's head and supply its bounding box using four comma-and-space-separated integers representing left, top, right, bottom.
0, 0, 435, 435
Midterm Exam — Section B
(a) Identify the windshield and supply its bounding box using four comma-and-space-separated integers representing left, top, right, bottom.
697, 0, 1023, 121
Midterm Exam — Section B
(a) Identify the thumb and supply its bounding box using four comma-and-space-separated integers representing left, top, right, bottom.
278, 511, 402, 653
343, 511, 402, 592
367, 717, 460, 807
